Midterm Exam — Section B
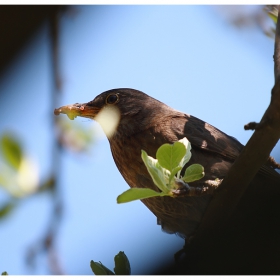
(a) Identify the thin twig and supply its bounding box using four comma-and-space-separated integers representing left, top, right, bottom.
46, 10, 65, 275
274, 6, 280, 82
244, 121, 259, 130
26, 10, 65, 275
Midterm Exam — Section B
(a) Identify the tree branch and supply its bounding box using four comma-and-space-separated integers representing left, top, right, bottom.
193, 6, 280, 238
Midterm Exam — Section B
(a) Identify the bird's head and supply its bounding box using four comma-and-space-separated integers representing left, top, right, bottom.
54, 88, 171, 138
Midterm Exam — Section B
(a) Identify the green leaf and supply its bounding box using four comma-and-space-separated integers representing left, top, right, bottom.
0, 173, 9, 188
268, 12, 278, 24
0, 201, 16, 219
182, 164, 205, 183
177, 137, 192, 178
169, 166, 182, 184
1, 271, 8, 275
267, 6, 278, 24
0, 134, 22, 170
90, 260, 114, 275
114, 251, 131, 275
178, 137, 192, 167
156, 142, 186, 172
141, 150, 170, 193
117, 188, 167, 203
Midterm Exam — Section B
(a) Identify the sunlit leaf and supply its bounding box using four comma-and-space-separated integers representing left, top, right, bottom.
182, 164, 205, 183
141, 150, 170, 193
117, 138, 206, 205
14, 157, 39, 195
0, 134, 22, 170
156, 142, 186, 172
0, 159, 38, 198
117, 188, 167, 203
90, 260, 114, 275
114, 251, 131, 275
0, 172, 9, 188
268, 12, 278, 24
266, 6, 278, 24
177, 137, 192, 177
0, 161, 20, 195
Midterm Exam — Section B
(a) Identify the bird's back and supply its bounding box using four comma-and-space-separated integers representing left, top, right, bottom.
109, 111, 244, 236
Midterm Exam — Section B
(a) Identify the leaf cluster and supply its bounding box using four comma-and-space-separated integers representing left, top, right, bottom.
117, 137, 204, 203
90, 251, 131, 275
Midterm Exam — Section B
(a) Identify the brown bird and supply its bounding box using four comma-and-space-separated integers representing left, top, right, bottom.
54, 88, 280, 238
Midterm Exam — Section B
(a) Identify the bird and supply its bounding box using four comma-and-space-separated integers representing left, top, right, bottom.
54, 88, 280, 238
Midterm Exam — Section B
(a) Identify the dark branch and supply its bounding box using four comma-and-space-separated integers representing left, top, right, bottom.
193, 6, 280, 238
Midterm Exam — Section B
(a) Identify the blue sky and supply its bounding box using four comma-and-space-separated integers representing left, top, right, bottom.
0, 5, 279, 275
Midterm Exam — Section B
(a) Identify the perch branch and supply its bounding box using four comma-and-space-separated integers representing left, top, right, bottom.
193, 6, 280, 238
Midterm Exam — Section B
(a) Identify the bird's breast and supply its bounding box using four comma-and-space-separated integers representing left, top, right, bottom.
108, 127, 211, 237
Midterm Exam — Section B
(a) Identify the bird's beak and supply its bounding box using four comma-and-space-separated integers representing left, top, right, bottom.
54, 102, 121, 138
54, 103, 100, 120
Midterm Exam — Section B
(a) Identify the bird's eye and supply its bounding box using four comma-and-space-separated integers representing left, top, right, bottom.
106, 93, 119, 105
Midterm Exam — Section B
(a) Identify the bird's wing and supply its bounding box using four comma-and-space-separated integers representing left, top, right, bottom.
171, 114, 243, 161
171, 114, 280, 182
